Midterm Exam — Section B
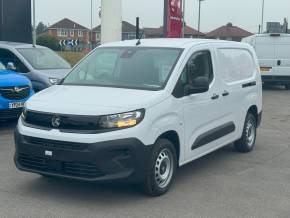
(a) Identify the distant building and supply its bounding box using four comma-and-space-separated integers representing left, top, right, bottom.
46, 18, 90, 50
206, 23, 253, 42
143, 25, 204, 38
266, 18, 289, 33
92, 21, 138, 45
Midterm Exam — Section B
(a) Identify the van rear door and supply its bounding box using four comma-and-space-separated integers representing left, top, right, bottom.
274, 36, 290, 76
254, 36, 276, 74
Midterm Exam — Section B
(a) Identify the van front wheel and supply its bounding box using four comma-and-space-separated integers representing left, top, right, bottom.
142, 139, 177, 196
234, 113, 257, 153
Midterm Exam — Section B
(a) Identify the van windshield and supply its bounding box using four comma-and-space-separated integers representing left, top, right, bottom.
17, 48, 71, 70
62, 47, 183, 91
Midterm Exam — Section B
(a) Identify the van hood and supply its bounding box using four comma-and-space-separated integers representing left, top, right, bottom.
26, 85, 169, 115
32, 68, 71, 79
0, 70, 31, 87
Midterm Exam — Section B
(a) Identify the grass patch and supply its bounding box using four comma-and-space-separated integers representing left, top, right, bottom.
58, 51, 86, 66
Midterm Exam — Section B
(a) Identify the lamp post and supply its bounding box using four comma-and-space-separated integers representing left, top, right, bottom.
32, 0, 36, 46
197, 0, 205, 38
90, 0, 93, 49
261, 0, 265, 33
182, 0, 186, 38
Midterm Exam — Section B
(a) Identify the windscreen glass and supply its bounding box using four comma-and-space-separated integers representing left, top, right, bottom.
17, 48, 71, 70
63, 47, 182, 90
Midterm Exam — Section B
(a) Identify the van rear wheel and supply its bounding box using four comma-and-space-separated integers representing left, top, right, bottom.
142, 139, 177, 196
234, 113, 257, 153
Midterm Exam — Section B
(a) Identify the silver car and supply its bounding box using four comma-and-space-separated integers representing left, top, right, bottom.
0, 41, 71, 91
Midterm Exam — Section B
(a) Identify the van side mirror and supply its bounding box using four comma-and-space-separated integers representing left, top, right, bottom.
184, 76, 209, 95
7, 62, 16, 71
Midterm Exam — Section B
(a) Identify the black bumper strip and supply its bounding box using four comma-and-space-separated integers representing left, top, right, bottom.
192, 122, 236, 150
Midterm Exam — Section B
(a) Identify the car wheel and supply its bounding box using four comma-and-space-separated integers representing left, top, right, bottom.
142, 139, 177, 196
285, 84, 290, 90
234, 113, 257, 153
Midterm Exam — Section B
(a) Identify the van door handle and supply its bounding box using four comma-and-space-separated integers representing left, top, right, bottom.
222, 91, 229, 97
277, 60, 281, 66
211, 94, 219, 100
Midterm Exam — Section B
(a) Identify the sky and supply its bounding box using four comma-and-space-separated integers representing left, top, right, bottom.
35, 0, 290, 33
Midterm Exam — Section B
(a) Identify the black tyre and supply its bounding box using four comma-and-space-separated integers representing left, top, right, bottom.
142, 139, 177, 196
285, 84, 290, 90
234, 113, 257, 153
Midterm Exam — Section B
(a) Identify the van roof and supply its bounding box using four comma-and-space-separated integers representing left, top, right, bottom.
100, 38, 243, 49
244, 33, 290, 39
0, 41, 47, 49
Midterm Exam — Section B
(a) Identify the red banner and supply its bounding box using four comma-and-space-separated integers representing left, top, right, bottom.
164, 0, 183, 38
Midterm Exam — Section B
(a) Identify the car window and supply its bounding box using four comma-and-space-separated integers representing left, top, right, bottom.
17, 48, 71, 70
218, 49, 255, 83
0, 48, 29, 73
173, 50, 213, 98
0, 61, 6, 70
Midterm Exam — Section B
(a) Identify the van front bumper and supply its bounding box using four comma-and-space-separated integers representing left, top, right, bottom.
14, 128, 153, 183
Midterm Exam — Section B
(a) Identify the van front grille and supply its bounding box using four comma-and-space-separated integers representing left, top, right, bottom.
18, 154, 105, 179
23, 136, 87, 151
0, 86, 30, 100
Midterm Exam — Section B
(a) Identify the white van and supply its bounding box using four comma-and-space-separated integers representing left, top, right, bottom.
14, 39, 262, 196
243, 34, 290, 89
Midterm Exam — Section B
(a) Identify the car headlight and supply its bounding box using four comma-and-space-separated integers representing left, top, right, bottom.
49, 77, 60, 85
99, 109, 145, 129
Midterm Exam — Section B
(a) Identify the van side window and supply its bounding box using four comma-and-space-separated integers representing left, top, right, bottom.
0, 49, 29, 73
218, 49, 255, 83
173, 50, 213, 98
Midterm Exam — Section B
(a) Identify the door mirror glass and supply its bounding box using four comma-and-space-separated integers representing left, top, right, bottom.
184, 76, 209, 95
7, 62, 16, 71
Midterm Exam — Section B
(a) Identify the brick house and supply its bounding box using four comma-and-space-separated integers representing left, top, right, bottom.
92, 21, 138, 45
206, 23, 253, 42
47, 18, 90, 50
143, 25, 205, 38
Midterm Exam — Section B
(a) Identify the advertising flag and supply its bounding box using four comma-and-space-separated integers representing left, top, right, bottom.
164, 0, 183, 38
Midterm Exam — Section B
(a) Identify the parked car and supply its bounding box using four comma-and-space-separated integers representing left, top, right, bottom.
14, 39, 262, 196
0, 61, 34, 120
243, 33, 290, 89
0, 41, 71, 92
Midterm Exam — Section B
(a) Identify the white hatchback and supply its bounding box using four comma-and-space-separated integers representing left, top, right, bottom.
14, 39, 262, 196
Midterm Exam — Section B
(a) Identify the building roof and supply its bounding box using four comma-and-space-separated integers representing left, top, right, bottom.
93, 21, 137, 33
206, 23, 252, 38
143, 25, 204, 37
49, 18, 89, 30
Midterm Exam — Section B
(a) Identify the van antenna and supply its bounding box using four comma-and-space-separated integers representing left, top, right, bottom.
136, 32, 143, 46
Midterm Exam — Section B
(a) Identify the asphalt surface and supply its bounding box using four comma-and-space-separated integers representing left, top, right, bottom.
1, 87, 290, 218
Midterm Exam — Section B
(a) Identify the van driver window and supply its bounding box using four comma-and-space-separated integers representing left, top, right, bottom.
180, 51, 213, 87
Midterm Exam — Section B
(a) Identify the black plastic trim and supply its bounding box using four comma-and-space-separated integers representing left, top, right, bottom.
242, 81, 256, 88
191, 122, 236, 150
257, 111, 262, 128
14, 128, 153, 183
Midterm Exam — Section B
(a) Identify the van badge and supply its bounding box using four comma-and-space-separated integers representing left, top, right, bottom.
45, 150, 53, 157
51, 116, 61, 128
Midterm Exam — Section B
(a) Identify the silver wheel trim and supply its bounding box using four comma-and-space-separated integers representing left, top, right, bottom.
154, 148, 174, 189
245, 118, 256, 147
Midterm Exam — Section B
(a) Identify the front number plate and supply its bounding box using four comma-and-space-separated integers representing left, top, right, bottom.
9, 102, 24, 109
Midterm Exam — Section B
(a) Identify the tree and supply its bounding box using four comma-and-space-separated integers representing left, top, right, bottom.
36, 35, 59, 51
36, 22, 48, 35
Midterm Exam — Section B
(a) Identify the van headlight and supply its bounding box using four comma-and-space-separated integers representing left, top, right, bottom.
99, 109, 145, 129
